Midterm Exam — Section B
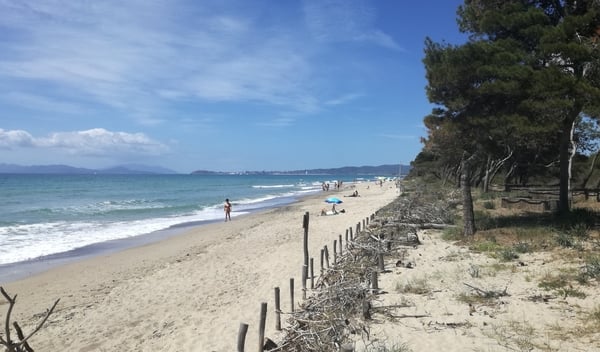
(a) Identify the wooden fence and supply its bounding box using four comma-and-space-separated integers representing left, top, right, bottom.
236, 211, 375, 352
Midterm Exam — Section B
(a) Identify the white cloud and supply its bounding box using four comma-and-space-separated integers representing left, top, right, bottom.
0, 0, 401, 129
256, 118, 296, 127
0, 0, 320, 118
0, 128, 169, 156
325, 93, 363, 106
356, 30, 404, 51
0, 129, 35, 148
303, 0, 401, 50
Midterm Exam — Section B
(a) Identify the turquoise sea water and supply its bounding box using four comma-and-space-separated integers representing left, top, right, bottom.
0, 174, 366, 270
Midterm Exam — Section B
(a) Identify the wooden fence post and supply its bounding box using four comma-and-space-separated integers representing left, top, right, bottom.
333, 240, 337, 264
371, 271, 378, 292
274, 287, 281, 331
258, 302, 267, 352
345, 229, 349, 247
324, 245, 330, 268
290, 278, 294, 312
310, 258, 315, 289
339, 234, 343, 256
320, 249, 324, 273
349, 227, 353, 241
302, 212, 309, 300
378, 253, 384, 272
302, 265, 307, 300
237, 323, 248, 352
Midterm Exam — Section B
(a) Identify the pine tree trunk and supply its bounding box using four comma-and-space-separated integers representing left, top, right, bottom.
461, 159, 475, 237
558, 117, 576, 213
483, 155, 491, 193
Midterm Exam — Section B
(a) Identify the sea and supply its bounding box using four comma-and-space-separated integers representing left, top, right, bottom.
0, 173, 369, 282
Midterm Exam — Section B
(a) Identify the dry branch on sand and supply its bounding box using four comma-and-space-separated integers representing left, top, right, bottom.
0, 287, 59, 352
268, 186, 456, 351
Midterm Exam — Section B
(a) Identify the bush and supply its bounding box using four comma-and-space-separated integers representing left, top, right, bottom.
442, 227, 462, 241
499, 248, 519, 261
483, 200, 495, 209
568, 223, 590, 240
474, 211, 498, 230
555, 232, 575, 248
580, 256, 600, 282
471, 240, 501, 253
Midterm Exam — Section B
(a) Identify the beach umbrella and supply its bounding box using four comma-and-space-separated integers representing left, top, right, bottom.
325, 197, 343, 204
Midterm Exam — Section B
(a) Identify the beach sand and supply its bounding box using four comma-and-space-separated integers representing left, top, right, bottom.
354, 230, 600, 352
2, 181, 398, 351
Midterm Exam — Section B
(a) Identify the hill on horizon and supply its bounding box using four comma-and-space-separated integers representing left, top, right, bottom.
191, 164, 409, 176
0, 163, 410, 175
0, 163, 178, 175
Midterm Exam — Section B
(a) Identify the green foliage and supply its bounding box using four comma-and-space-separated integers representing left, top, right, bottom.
471, 240, 502, 253
580, 256, 600, 282
420, 0, 600, 214
513, 242, 531, 254
556, 208, 598, 230
568, 223, 590, 240
474, 210, 498, 230
396, 277, 431, 295
441, 226, 463, 241
539, 272, 587, 299
482, 200, 495, 209
539, 275, 569, 291
554, 221, 591, 249
499, 248, 519, 261
555, 231, 575, 248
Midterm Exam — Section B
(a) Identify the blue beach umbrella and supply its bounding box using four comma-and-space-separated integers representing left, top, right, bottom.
325, 197, 343, 204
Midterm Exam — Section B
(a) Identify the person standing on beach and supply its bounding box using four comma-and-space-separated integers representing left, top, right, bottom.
224, 198, 232, 222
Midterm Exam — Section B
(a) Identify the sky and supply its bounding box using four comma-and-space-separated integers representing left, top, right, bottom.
0, 0, 467, 174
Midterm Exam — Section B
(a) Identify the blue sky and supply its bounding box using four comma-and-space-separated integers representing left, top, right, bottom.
0, 0, 466, 174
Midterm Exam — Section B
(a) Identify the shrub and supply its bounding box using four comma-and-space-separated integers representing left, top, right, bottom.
567, 223, 589, 240
471, 240, 501, 253
555, 232, 575, 248
483, 200, 495, 209
513, 242, 531, 254
499, 248, 519, 261
580, 256, 600, 282
474, 211, 498, 230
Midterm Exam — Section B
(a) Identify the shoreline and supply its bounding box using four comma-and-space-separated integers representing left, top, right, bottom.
3, 181, 399, 351
0, 192, 316, 284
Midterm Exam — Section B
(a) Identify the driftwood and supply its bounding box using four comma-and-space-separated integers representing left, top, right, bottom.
463, 283, 509, 298
270, 182, 454, 351
1, 287, 60, 352
387, 223, 455, 230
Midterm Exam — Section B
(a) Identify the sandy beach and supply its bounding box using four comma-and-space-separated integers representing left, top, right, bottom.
359, 228, 600, 352
2, 180, 398, 351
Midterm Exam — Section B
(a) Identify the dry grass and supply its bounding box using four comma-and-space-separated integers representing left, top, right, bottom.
395, 276, 431, 295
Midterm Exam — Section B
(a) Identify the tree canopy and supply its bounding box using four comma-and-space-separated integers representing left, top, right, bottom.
417, 0, 600, 235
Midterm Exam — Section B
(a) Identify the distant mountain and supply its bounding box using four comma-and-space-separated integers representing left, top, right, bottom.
0, 163, 178, 175
191, 164, 410, 176
289, 164, 409, 176
0, 163, 93, 174
103, 164, 178, 174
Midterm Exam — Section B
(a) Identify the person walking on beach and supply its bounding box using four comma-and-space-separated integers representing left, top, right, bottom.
224, 198, 232, 222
